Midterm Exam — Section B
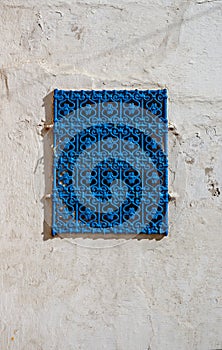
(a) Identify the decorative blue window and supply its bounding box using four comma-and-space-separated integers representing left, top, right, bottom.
52, 89, 168, 236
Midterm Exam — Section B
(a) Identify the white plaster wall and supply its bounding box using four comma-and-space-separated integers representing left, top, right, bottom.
0, 1, 222, 349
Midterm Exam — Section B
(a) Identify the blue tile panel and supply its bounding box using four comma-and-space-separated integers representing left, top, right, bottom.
52, 89, 168, 236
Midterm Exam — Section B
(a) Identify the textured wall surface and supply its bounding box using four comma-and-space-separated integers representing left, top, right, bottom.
0, 1, 222, 349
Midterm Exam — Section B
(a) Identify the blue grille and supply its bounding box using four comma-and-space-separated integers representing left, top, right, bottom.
52, 89, 168, 236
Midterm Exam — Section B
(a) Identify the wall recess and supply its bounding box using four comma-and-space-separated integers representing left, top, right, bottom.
52, 89, 168, 236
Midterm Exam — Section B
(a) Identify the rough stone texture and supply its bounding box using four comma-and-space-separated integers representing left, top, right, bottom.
0, 1, 222, 349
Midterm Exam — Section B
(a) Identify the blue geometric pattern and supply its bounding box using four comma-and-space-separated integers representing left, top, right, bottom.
52, 89, 168, 236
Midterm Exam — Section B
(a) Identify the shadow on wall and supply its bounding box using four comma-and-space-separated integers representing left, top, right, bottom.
41, 91, 165, 242
42, 92, 54, 241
